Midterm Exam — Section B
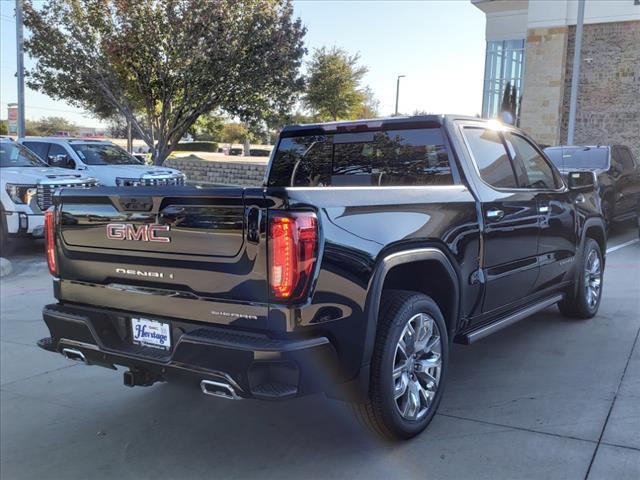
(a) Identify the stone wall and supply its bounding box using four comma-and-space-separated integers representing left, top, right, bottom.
519, 26, 569, 146
165, 156, 268, 186
560, 21, 640, 159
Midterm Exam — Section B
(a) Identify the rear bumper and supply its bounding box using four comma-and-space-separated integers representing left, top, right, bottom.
40, 304, 340, 400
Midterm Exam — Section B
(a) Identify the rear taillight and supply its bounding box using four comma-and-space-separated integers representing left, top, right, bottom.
268, 212, 318, 301
44, 209, 57, 276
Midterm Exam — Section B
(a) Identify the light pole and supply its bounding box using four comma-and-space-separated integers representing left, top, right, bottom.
567, 0, 585, 145
394, 75, 405, 116
15, 0, 26, 138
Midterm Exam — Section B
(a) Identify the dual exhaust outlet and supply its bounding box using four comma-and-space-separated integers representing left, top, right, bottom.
61, 348, 240, 400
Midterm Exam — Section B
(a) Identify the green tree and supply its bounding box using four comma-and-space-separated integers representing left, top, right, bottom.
23, 0, 306, 165
304, 47, 369, 121
0, 120, 8, 135
351, 86, 380, 119
221, 123, 250, 149
500, 82, 512, 115
189, 113, 225, 142
510, 84, 518, 117
25, 116, 78, 136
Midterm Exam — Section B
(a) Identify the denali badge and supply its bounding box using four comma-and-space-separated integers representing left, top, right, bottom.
115, 268, 174, 280
106, 223, 170, 243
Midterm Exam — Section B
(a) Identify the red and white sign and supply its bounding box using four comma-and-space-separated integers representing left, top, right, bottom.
7, 103, 18, 134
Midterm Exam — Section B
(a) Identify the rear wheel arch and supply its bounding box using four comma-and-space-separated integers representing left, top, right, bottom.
585, 222, 606, 256
571, 218, 606, 298
362, 248, 461, 368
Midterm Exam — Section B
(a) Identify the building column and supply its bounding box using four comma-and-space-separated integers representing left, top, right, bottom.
519, 26, 569, 146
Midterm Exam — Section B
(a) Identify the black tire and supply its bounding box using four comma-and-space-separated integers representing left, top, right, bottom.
352, 290, 449, 440
558, 238, 603, 319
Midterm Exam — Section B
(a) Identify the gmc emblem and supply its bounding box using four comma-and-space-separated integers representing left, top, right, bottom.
106, 223, 170, 243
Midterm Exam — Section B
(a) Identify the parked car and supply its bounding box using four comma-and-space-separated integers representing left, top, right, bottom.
0, 137, 96, 252
38, 115, 606, 440
19, 137, 185, 187
544, 145, 640, 229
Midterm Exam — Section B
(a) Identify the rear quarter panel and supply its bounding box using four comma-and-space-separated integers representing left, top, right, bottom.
267, 186, 480, 380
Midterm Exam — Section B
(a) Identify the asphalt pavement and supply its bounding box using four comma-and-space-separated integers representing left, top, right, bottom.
1, 224, 639, 479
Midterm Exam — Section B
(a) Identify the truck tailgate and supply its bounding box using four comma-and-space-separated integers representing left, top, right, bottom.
53, 186, 270, 328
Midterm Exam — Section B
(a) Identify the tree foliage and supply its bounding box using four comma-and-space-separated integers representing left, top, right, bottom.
351, 86, 380, 119
500, 81, 518, 122
23, 0, 306, 164
189, 113, 225, 142
304, 47, 370, 121
106, 116, 144, 140
221, 123, 250, 147
25, 116, 78, 136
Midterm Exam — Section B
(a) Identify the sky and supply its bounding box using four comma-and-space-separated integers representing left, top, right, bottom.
0, 0, 486, 128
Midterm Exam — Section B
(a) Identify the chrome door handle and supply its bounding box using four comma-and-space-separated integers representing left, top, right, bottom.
486, 209, 504, 220
539, 205, 549, 214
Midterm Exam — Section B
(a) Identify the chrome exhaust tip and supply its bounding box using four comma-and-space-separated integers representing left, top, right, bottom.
200, 379, 241, 400
61, 347, 86, 363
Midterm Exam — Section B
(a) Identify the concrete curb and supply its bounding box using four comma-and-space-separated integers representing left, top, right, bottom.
0, 257, 13, 277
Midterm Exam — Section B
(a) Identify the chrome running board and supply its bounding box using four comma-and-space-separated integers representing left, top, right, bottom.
456, 294, 564, 344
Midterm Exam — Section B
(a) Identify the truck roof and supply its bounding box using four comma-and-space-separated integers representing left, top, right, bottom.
20, 137, 111, 144
280, 114, 486, 137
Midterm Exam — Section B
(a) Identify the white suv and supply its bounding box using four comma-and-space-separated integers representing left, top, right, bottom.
1, 137, 96, 251
19, 137, 185, 187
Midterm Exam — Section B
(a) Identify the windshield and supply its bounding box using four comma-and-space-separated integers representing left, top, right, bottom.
544, 147, 609, 170
71, 143, 140, 165
0, 141, 48, 167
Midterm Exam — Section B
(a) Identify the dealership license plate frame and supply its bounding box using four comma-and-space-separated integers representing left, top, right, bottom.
131, 317, 172, 351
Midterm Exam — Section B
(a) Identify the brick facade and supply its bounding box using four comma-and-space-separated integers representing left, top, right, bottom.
560, 21, 640, 159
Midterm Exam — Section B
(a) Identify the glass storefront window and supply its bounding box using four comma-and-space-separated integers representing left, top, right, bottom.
481, 39, 526, 124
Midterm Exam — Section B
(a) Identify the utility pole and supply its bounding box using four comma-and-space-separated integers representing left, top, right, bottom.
15, 0, 26, 138
567, 0, 585, 145
394, 75, 405, 116
127, 119, 133, 153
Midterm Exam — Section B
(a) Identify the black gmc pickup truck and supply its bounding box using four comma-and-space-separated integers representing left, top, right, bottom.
39, 115, 606, 439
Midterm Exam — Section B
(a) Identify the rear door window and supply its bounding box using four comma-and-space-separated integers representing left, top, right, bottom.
268, 128, 454, 187
504, 133, 561, 189
462, 127, 517, 189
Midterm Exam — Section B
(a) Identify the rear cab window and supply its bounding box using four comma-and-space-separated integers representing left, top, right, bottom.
268, 128, 455, 187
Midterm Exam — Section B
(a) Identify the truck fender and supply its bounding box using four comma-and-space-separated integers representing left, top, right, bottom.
572, 217, 607, 297
361, 247, 461, 369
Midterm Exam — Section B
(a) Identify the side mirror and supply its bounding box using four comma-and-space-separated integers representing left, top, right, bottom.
49, 154, 71, 168
567, 171, 597, 191
132, 153, 146, 164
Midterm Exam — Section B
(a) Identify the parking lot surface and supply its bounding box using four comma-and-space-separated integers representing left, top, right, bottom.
1, 225, 639, 479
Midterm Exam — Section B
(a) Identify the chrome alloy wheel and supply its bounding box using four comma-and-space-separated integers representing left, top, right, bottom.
584, 249, 602, 309
392, 313, 442, 421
